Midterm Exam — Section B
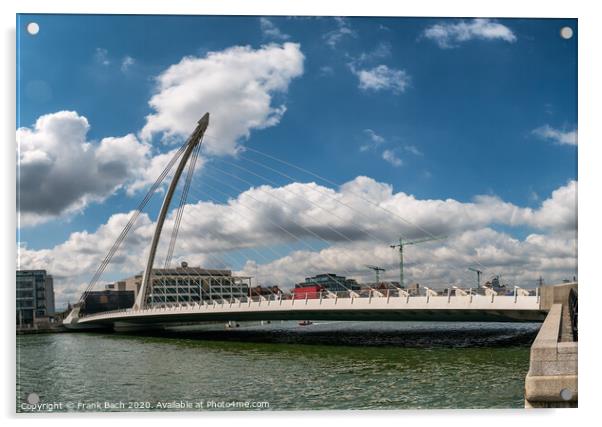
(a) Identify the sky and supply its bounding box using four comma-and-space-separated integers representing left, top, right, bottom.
16, 15, 578, 308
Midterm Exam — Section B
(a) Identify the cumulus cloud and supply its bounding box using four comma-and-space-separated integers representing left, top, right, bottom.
20, 176, 577, 307
323, 17, 356, 48
351, 65, 410, 94
239, 227, 576, 291
532, 125, 577, 146
17, 111, 153, 226
260, 17, 290, 41
140, 43, 305, 155
424, 18, 517, 49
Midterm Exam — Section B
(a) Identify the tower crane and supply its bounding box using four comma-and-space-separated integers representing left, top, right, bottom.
468, 267, 483, 289
366, 265, 386, 284
389, 235, 446, 288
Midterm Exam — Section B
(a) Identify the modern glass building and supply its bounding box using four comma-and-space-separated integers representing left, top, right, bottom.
16, 270, 55, 325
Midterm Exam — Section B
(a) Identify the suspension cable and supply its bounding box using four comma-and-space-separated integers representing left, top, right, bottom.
164, 141, 202, 268
79, 142, 188, 304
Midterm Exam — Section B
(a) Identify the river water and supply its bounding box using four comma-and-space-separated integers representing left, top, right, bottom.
16, 321, 540, 412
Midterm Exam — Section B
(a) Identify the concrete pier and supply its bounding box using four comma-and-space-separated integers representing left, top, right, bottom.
525, 283, 577, 408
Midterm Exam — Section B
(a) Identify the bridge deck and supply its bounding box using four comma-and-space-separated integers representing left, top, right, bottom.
74, 294, 546, 327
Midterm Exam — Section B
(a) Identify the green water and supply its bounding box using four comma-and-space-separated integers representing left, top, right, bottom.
16, 321, 537, 411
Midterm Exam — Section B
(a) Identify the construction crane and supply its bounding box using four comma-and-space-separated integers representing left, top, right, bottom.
366, 265, 386, 284
468, 267, 483, 289
390, 235, 446, 289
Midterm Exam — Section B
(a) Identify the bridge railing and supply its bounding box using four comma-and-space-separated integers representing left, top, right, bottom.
77, 285, 540, 320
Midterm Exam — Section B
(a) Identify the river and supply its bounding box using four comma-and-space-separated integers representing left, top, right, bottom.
16, 321, 540, 411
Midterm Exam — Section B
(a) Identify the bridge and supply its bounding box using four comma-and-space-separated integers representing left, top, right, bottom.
69, 287, 546, 330
64, 112, 550, 330
61, 113, 577, 407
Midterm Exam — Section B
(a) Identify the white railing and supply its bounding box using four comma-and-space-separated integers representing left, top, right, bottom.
77, 286, 540, 323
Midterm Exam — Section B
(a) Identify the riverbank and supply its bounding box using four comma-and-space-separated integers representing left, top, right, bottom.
16, 325, 68, 335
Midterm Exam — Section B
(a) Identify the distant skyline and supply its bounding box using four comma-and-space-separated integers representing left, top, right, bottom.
17, 15, 577, 307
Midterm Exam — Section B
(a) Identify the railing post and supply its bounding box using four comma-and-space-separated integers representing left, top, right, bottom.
447, 287, 452, 303
386, 289, 390, 304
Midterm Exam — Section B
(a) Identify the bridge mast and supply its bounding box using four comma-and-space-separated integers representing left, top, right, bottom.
134, 113, 210, 309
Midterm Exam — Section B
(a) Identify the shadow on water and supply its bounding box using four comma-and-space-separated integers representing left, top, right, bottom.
110, 321, 542, 349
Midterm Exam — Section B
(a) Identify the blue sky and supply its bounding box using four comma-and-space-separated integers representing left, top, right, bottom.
16, 15, 578, 305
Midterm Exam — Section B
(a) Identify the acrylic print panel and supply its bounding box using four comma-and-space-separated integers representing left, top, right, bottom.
16, 14, 577, 412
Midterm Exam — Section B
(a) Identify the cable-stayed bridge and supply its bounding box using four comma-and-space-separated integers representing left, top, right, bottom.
64, 113, 550, 330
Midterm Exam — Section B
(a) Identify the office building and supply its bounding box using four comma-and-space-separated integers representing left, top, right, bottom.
122, 262, 252, 306
16, 270, 55, 325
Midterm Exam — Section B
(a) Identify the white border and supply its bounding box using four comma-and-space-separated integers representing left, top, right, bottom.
2, 1, 600, 426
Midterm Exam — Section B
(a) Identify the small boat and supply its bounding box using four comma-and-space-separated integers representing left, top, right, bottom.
298, 320, 313, 326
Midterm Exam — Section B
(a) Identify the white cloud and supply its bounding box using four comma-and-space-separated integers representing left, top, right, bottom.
18, 44, 304, 225
403, 145, 423, 156
532, 125, 577, 146
17, 111, 153, 226
121, 55, 135, 72
351, 65, 410, 94
94, 48, 110, 65
240, 228, 576, 291
20, 177, 577, 306
424, 19, 517, 49
319, 65, 334, 76
382, 149, 402, 167
353, 42, 392, 64
260, 17, 290, 41
140, 43, 305, 156
323, 17, 356, 48
360, 129, 386, 152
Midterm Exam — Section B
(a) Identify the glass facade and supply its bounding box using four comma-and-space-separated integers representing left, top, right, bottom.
145, 268, 251, 306
16, 270, 55, 324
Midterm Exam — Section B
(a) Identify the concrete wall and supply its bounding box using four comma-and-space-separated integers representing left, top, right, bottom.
525, 303, 577, 408
539, 282, 577, 311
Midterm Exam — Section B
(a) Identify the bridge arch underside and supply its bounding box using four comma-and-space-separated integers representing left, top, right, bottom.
81, 308, 547, 330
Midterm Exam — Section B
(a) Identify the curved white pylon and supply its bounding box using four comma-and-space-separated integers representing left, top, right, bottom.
133, 113, 210, 309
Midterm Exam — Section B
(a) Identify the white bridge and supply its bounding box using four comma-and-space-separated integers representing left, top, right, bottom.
65, 113, 550, 331
70, 288, 547, 330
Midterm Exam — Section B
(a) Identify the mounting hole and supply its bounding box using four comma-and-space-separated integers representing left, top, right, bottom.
26, 22, 39, 35
560, 388, 573, 401
27, 392, 40, 404
560, 26, 573, 40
